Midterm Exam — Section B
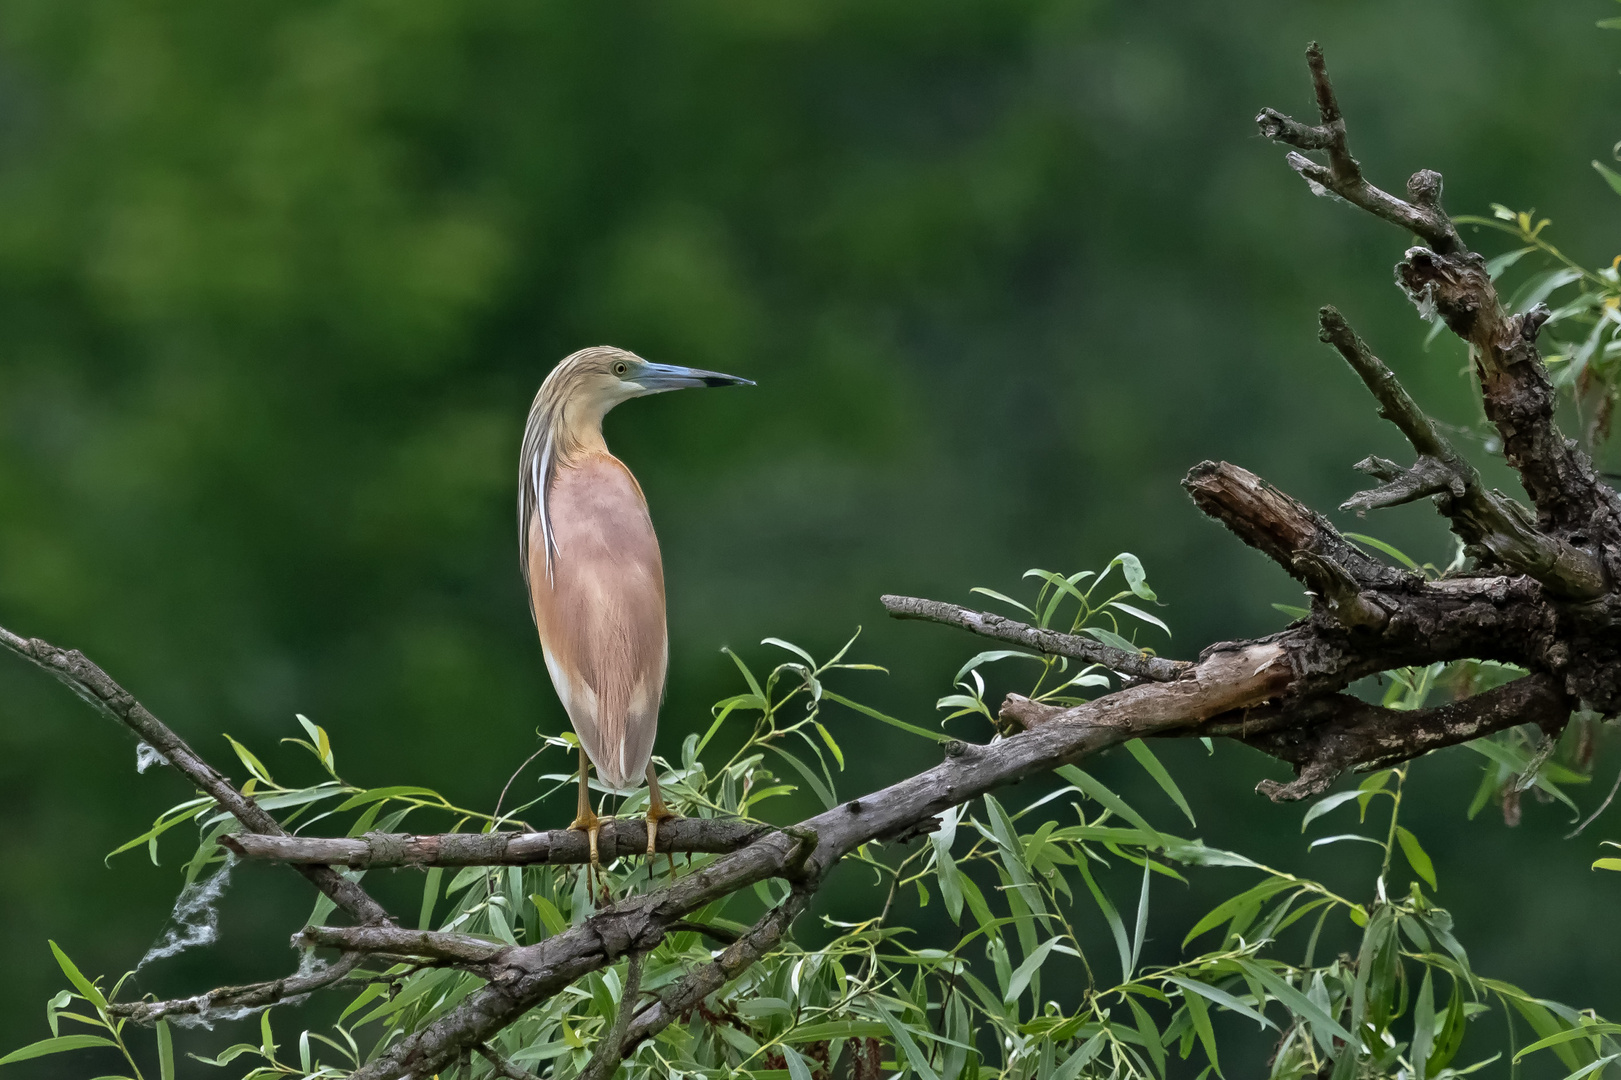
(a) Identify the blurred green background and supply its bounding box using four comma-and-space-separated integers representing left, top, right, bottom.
4, 0, 1621, 1074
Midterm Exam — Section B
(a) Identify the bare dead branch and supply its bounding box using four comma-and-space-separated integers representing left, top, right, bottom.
0, 624, 390, 927
1256, 43, 1462, 254
1319, 306, 1607, 597
1343, 454, 1456, 512
1182, 459, 1413, 633
224, 818, 772, 869
1397, 248, 1621, 551
1238, 672, 1570, 800
1184, 461, 1398, 588
1259, 45, 1621, 582
879, 595, 1189, 682
107, 953, 368, 1024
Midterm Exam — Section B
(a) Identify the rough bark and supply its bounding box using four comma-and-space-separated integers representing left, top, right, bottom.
225, 819, 773, 869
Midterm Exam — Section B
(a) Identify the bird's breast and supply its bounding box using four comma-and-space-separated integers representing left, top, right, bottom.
528, 451, 668, 790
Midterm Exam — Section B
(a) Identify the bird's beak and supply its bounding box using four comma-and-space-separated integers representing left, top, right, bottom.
630, 362, 755, 393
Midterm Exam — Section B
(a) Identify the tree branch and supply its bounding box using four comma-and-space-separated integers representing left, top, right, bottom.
1234, 672, 1570, 801
0, 624, 390, 927
1255, 42, 1462, 254
1000, 666, 1569, 803
579, 950, 645, 1080
1259, 43, 1621, 581
1183, 459, 1413, 630
1183, 460, 1399, 589
1396, 249, 1621, 547
224, 818, 772, 869
1319, 305, 1607, 598
108, 953, 368, 1024
297, 926, 509, 966
1344, 454, 1457, 512
879, 594, 1189, 682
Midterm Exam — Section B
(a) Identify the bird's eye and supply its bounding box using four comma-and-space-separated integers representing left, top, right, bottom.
613, 361, 627, 376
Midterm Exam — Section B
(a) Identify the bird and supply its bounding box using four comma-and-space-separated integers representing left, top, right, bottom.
519, 346, 752, 872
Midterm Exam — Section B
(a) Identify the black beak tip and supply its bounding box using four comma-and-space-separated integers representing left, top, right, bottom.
703, 374, 755, 388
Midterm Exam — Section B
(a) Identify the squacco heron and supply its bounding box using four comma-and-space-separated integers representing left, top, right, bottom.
519, 346, 752, 870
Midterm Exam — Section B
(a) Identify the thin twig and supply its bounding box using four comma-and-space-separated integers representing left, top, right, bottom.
108, 953, 367, 1023
1568, 762, 1621, 839
492, 744, 549, 830
879, 595, 1188, 682
624, 888, 813, 1054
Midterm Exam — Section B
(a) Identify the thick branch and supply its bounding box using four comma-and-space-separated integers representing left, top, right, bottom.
1003, 669, 1569, 804
880, 595, 1189, 682
1183, 460, 1409, 629
225, 818, 772, 869
1184, 461, 1397, 588
1319, 306, 1607, 598
1255, 43, 1461, 254
0, 625, 390, 927
1397, 248, 1621, 550
1237, 672, 1571, 800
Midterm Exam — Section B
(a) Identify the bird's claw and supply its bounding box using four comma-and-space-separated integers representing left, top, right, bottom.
570, 810, 610, 900
645, 804, 678, 882
645, 808, 677, 856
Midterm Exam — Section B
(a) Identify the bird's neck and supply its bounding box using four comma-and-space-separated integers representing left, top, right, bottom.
551, 399, 610, 466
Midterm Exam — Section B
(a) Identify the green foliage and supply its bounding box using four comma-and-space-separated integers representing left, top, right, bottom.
941, 554, 1169, 726
14, 556, 1621, 1079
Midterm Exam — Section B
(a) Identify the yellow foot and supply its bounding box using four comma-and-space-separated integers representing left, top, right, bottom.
569, 810, 608, 898
645, 807, 678, 857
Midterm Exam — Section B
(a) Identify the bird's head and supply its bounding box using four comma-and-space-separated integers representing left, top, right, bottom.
547, 346, 753, 421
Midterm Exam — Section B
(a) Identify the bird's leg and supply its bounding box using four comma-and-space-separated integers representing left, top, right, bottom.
569, 748, 602, 891
645, 763, 678, 875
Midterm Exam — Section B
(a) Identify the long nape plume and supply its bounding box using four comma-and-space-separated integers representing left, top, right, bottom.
518, 381, 565, 595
